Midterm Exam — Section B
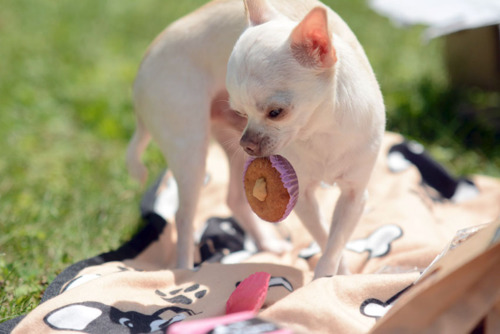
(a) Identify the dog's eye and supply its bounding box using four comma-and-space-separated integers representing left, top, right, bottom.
268, 108, 283, 119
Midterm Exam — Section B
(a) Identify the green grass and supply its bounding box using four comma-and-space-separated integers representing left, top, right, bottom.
1, 0, 499, 323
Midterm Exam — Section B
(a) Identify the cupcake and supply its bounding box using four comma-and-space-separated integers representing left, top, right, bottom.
243, 155, 299, 222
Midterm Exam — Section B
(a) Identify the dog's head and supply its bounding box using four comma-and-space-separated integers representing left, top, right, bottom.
226, 0, 337, 156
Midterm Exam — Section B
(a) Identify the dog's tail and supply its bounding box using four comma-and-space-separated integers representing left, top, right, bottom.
126, 115, 151, 185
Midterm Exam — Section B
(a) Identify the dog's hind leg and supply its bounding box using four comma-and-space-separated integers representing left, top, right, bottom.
126, 114, 151, 185
135, 77, 212, 269
163, 110, 211, 269
170, 147, 209, 269
156, 120, 210, 269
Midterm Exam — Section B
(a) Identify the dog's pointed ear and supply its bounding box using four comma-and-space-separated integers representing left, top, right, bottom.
244, 0, 278, 26
290, 7, 337, 68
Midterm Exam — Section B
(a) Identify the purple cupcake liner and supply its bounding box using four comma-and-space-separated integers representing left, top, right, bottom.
243, 155, 299, 222
269, 155, 299, 222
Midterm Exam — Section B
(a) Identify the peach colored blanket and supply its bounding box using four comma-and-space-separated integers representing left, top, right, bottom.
4, 133, 500, 333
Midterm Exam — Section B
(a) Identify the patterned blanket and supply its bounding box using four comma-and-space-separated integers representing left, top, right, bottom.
2, 133, 499, 333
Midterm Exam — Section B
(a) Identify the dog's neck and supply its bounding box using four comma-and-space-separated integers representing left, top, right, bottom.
295, 43, 369, 141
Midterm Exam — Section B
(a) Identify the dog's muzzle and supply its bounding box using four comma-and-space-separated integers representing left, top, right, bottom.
240, 130, 264, 156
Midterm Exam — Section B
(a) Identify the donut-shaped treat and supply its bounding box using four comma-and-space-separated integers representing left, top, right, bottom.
243, 155, 299, 222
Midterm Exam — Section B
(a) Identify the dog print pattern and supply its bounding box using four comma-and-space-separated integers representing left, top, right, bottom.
155, 283, 208, 305
346, 224, 403, 258
43, 301, 197, 333
360, 284, 413, 319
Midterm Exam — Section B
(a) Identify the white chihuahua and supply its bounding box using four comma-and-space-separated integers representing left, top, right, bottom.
127, 0, 385, 278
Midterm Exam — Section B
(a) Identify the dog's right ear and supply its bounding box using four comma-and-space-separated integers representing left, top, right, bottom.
244, 0, 279, 26
290, 7, 337, 69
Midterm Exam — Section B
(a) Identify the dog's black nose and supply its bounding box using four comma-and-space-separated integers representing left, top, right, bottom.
243, 143, 260, 156
240, 135, 261, 156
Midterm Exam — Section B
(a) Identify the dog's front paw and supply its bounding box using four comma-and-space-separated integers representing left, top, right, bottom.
313, 255, 348, 279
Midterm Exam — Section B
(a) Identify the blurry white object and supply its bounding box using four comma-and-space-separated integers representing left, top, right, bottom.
369, 0, 500, 40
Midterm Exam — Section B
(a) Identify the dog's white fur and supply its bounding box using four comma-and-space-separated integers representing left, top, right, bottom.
127, 0, 385, 278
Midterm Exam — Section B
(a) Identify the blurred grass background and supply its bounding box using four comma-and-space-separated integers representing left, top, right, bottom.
1, 0, 499, 322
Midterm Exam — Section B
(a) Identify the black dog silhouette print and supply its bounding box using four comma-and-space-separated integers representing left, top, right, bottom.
43, 301, 198, 333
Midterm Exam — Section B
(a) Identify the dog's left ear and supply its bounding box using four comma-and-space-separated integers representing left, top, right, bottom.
244, 0, 279, 26
290, 7, 337, 69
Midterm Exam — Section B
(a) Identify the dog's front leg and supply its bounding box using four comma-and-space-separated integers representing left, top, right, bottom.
226, 158, 291, 254
294, 181, 329, 252
314, 182, 368, 278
